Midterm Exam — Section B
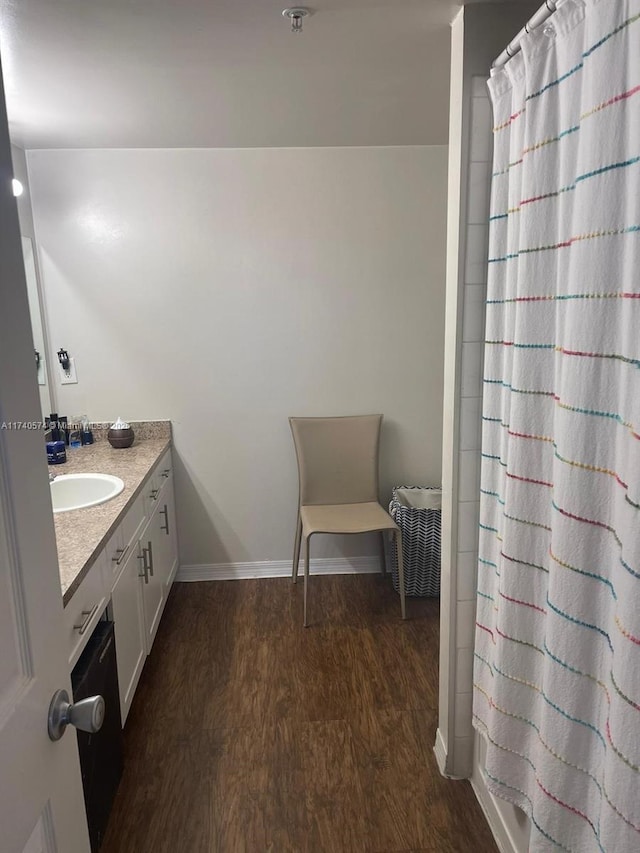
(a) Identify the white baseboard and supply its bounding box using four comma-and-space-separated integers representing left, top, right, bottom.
433, 728, 449, 776
470, 772, 520, 853
435, 728, 520, 852
176, 555, 382, 582
433, 728, 468, 780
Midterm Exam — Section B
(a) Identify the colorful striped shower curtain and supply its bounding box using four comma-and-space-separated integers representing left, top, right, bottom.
472, 1, 640, 850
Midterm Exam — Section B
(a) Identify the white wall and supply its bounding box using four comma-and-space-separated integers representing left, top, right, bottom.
27, 145, 447, 568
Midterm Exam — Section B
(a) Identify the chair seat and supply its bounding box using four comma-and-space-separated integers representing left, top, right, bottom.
300, 501, 398, 537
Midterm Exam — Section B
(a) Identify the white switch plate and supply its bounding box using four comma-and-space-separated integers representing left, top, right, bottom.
59, 356, 78, 385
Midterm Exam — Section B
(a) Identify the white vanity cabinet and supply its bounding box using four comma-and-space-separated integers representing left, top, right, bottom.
59, 438, 178, 729
111, 447, 179, 722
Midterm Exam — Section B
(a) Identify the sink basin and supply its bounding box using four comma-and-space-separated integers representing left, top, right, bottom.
50, 473, 125, 513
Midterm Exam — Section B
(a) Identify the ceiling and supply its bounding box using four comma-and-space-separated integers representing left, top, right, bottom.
0, 0, 468, 149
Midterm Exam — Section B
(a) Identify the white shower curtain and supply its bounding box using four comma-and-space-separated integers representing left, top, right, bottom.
473, 1, 640, 850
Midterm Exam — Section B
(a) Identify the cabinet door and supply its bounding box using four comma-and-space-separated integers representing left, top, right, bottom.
156, 476, 178, 590
111, 542, 146, 724
140, 524, 165, 652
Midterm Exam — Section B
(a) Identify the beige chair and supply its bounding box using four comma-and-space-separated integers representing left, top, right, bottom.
289, 414, 406, 627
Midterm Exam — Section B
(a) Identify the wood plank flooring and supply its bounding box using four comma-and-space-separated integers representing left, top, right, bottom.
100, 575, 497, 853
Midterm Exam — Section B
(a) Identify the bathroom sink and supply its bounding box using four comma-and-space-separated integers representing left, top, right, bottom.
50, 473, 125, 513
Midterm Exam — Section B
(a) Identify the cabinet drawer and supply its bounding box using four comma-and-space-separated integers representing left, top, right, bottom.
143, 471, 161, 517
105, 527, 125, 581
156, 449, 172, 489
64, 550, 108, 668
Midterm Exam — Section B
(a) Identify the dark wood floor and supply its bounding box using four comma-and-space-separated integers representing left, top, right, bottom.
101, 575, 497, 853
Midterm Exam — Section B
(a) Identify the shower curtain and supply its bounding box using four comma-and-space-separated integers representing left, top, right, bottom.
473, 1, 640, 851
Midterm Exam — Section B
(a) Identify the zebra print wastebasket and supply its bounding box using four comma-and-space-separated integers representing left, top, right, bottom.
389, 486, 442, 597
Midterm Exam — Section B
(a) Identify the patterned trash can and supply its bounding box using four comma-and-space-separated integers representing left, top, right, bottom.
389, 486, 442, 597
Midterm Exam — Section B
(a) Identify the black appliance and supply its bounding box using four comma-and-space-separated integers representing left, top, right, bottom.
71, 620, 124, 852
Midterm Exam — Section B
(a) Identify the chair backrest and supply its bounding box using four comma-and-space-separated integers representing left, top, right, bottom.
289, 415, 382, 506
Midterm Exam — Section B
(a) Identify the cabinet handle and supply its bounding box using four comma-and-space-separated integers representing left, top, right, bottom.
149, 488, 159, 501
112, 543, 130, 567
161, 469, 170, 478
73, 602, 100, 634
137, 549, 149, 584
147, 540, 154, 577
160, 504, 169, 535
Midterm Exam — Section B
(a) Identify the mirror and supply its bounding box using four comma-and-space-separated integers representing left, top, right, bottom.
22, 236, 53, 419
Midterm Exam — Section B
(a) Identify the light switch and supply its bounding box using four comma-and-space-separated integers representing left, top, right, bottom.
59, 357, 78, 385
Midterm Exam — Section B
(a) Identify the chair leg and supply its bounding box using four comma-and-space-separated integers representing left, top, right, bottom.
395, 529, 407, 620
379, 531, 387, 575
292, 512, 302, 583
303, 535, 311, 627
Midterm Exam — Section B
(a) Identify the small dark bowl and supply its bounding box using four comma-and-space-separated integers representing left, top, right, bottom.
107, 427, 135, 449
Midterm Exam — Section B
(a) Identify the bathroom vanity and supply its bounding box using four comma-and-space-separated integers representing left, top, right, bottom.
55, 423, 178, 724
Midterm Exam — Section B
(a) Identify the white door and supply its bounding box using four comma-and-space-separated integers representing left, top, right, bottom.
0, 66, 90, 852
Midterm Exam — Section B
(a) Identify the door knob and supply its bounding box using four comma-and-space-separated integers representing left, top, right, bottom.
47, 689, 105, 741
